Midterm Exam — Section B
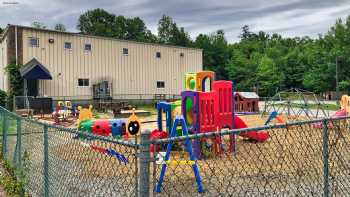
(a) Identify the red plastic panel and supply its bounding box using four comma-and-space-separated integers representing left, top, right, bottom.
92, 120, 111, 136
213, 80, 233, 129
198, 91, 218, 133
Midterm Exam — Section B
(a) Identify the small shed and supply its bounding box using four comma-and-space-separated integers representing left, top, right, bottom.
234, 92, 259, 112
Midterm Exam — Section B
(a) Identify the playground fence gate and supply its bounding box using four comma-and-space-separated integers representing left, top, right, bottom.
1, 105, 350, 196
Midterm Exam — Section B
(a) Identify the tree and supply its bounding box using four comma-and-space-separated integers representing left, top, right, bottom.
31, 21, 46, 29
157, 15, 191, 46
194, 30, 229, 79
239, 25, 257, 40
0, 90, 6, 108
0, 27, 3, 34
54, 23, 66, 32
158, 15, 174, 44
77, 8, 117, 37
77, 9, 157, 42
125, 17, 148, 41
338, 80, 350, 91
256, 56, 283, 96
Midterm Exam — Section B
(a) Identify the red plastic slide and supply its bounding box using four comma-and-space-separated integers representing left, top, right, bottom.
234, 115, 269, 142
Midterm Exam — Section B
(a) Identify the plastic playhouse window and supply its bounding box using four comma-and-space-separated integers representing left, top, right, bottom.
184, 97, 193, 125
186, 77, 196, 90
202, 77, 211, 92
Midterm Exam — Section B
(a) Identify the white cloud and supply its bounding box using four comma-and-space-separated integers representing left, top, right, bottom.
0, 0, 348, 42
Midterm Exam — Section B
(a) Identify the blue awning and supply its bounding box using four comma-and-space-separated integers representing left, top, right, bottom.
20, 58, 52, 80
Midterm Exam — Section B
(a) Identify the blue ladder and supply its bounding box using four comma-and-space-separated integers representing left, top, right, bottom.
155, 115, 204, 193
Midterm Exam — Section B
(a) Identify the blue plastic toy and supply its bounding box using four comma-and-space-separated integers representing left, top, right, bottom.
110, 119, 127, 137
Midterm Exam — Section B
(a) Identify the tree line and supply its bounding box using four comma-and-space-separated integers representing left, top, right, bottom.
2, 8, 350, 96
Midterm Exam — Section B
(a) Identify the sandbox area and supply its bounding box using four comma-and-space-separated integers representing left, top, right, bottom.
39, 113, 350, 196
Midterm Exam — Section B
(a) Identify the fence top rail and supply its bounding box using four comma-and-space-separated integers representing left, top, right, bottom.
0, 106, 138, 148
151, 115, 350, 144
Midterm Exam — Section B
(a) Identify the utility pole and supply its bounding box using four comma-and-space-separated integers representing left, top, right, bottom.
336, 57, 339, 100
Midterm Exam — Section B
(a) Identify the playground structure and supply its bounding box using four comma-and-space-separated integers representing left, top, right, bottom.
77, 108, 141, 140
52, 101, 77, 124
156, 71, 269, 159
262, 88, 330, 121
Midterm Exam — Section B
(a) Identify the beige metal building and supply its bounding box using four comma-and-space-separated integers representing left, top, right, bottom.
0, 25, 202, 100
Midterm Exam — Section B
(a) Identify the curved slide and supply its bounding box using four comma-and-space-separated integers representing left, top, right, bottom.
234, 115, 269, 142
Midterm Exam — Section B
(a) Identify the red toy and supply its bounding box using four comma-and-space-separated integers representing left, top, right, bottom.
150, 130, 168, 152
92, 120, 111, 136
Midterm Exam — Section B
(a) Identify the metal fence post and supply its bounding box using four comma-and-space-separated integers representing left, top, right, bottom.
43, 125, 49, 197
2, 113, 8, 158
17, 117, 22, 167
139, 130, 150, 197
322, 119, 329, 197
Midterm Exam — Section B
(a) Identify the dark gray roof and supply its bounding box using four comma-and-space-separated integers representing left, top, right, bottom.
235, 92, 259, 99
20, 58, 52, 80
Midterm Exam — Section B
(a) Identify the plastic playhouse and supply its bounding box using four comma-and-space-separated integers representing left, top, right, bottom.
155, 71, 269, 159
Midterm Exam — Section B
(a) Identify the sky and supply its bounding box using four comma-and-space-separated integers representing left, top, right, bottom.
0, 0, 350, 42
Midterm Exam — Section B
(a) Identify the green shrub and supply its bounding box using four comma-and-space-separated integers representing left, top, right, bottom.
5, 62, 23, 110
0, 90, 6, 108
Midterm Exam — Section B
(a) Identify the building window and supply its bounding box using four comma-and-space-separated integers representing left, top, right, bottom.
29, 37, 39, 47
84, 44, 92, 51
123, 48, 128, 55
157, 81, 165, 89
78, 78, 89, 87
156, 52, 161, 58
64, 42, 72, 49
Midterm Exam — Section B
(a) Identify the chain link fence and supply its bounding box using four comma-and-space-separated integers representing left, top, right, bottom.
0, 106, 139, 197
149, 117, 350, 196
1, 105, 350, 196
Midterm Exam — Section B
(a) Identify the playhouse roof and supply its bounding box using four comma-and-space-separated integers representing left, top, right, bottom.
235, 92, 259, 99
